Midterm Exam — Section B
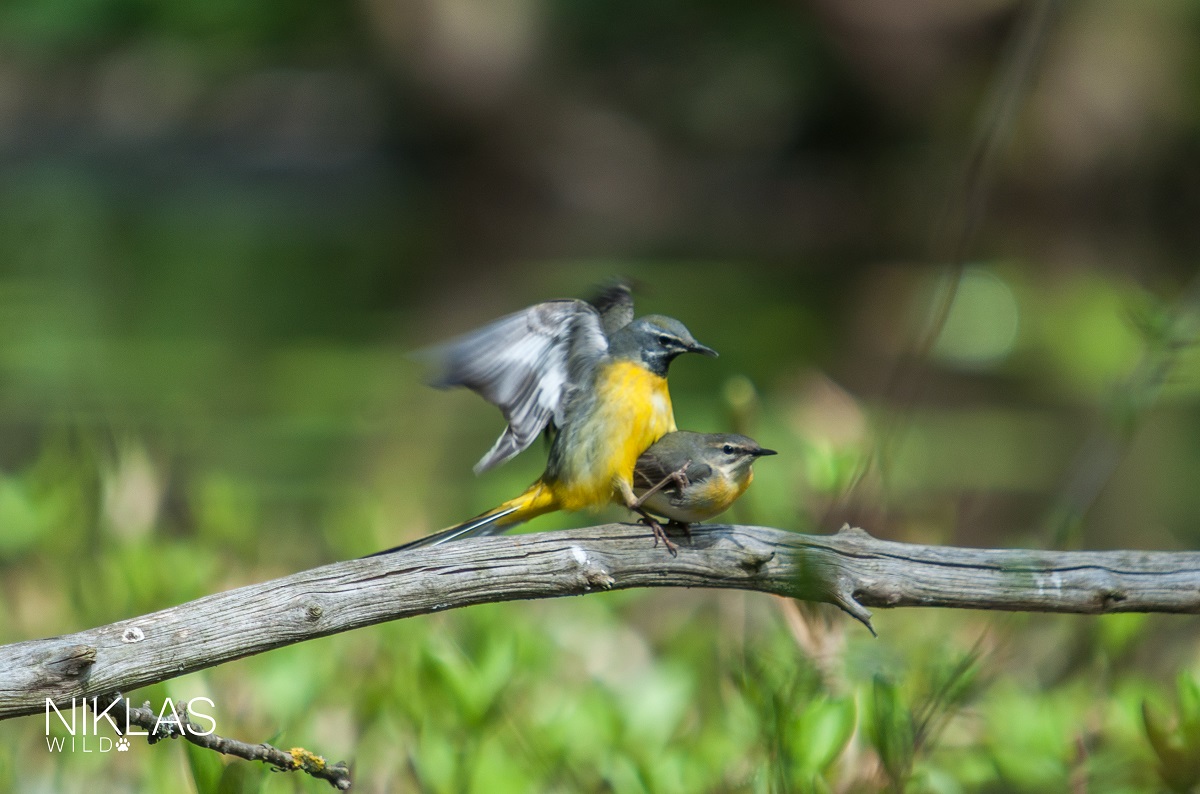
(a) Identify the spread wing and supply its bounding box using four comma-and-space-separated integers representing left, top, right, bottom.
430, 299, 609, 473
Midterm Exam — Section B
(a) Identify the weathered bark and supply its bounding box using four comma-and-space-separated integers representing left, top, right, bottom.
3, 523, 1198, 722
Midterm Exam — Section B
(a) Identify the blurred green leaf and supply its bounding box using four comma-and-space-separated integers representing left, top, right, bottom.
214, 758, 262, 794
0, 477, 45, 554
183, 739, 224, 794
867, 675, 915, 791
1096, 613, 1148, 657
421, 632, 515, 727
1143, 674, 1200, 792
791, 695, 856, 777
1142, 700, 1200, 792
413, 723, 462, 794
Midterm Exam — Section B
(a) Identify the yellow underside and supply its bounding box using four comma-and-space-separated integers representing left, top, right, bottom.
553, 360, 675, 511
497, 360, 676, 523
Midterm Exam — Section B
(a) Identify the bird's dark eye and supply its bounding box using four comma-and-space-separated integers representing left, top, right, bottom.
722, 444, 734, 455
656, 334, 674, 346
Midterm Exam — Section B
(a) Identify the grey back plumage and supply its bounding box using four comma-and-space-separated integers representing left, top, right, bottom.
633, 431, 712, 493
586, 280, 635, 335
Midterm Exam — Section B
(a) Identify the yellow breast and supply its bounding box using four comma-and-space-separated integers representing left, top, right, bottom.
551, 360, 675, 511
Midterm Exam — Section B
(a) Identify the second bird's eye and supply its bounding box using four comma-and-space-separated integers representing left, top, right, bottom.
657, 335, 674, 346
722, 444, 734, 454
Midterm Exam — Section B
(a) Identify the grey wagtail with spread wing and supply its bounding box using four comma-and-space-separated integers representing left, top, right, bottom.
372, 283, 717, 554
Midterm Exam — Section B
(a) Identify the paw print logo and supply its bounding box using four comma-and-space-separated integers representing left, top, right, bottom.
116, 737, 130, 752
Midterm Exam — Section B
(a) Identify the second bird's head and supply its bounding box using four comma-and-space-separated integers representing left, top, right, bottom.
610, 315, 718, 376
703, 433, 777, 477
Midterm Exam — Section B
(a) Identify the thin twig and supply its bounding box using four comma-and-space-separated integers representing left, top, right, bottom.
87, 692, 353, 790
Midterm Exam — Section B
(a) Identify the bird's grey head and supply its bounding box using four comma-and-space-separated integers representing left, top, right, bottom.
608, 315, 718, 376
707, 433, 778, 472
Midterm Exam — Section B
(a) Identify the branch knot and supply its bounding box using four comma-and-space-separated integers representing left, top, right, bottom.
569, 545, 615, 590
44, 645, 96, 680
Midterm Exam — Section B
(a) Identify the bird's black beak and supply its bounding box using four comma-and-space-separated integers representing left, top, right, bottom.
689, 341, 719, 357
753, 448, 778, 457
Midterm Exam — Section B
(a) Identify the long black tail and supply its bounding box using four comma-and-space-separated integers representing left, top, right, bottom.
364, 505, 522, 558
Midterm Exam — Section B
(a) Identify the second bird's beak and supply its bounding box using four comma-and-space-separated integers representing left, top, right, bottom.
689, 341, 719, 357
753, 447, 778, 457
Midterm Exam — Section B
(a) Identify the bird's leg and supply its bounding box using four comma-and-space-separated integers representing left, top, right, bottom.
617, 479, 679, 555
629, 460, 691, 510
638, 509, 677, 555
639, 463, 693, 541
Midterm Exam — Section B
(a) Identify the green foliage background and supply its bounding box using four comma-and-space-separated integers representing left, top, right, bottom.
3, 1, 1200, 791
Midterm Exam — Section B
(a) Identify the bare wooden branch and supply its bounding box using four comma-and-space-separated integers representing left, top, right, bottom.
4, 523, 1199, 725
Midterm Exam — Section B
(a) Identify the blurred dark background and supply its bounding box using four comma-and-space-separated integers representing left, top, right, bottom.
3, 0, 1199, 553
4, 1, 1200, 791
